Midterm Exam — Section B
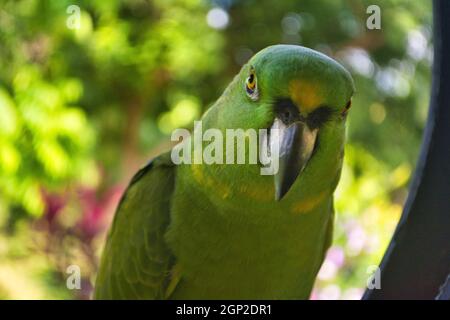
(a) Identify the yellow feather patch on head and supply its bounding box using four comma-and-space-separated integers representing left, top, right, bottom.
289, 80, 324, 114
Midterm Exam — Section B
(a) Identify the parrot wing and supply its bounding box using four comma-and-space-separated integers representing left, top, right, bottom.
94, 152, 177, 299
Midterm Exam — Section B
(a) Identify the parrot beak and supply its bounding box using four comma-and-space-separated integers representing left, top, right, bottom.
271, 100, 318, 201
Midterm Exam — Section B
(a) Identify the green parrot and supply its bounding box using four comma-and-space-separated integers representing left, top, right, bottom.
94, 45, 354, 299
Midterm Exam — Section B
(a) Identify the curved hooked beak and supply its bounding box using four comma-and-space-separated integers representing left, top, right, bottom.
271, 99, 318, 201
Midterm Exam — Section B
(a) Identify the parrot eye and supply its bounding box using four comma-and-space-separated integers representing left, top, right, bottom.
341, 99, 352, 116
245, 68, 259, 101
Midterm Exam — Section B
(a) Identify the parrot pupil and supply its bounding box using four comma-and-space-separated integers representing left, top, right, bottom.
245, 71, 258, 100
246, 75, 256, 95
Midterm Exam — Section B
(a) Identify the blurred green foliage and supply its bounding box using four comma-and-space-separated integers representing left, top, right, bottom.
0, 0, 431, 299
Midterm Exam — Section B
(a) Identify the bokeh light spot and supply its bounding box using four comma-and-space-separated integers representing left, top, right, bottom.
206, 7, 229, 30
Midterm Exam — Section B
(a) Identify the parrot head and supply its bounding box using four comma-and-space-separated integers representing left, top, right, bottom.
202, 45, 355, 201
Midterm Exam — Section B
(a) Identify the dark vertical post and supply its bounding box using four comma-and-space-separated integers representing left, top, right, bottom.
363, 0, 450, 300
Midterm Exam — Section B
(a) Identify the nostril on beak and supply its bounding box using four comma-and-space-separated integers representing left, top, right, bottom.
275, 98, 301, 125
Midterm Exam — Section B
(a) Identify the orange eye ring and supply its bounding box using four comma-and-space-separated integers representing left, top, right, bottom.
245, 68, 259, 100
247, 74, 256, 88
